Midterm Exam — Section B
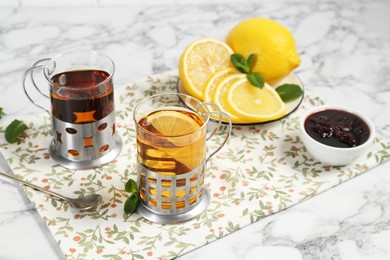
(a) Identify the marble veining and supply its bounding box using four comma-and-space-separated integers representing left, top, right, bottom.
0, 1, 389, 259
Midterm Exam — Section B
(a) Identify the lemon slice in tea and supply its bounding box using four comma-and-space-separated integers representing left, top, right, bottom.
148, 110, 201, 136
147, 110, 205, 170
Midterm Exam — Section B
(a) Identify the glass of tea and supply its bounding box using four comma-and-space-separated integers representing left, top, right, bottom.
22, 50, 122, 169
133, 93, 232, 224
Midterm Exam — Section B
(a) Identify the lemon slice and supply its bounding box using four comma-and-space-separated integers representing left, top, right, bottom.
166, 142, 205, 171
226, 78, 286, 122
147, 110, 201, 136
179, 38, 233, 100
202, 67, 238, 102
212, 74, 246, 123
147, 110, 205, 170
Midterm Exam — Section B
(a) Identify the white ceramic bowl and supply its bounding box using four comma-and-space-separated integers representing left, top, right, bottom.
299, 105, 375, 166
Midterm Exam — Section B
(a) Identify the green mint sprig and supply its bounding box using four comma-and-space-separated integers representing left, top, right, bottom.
124, 179, 139, 215
275, 84, 303, 102
231, 53, 254, 74
231, 53, 265, 88
1, 107, 29, 144
230, 54, 302, 102
246, 72, 265, 89
5, 119, 28, 144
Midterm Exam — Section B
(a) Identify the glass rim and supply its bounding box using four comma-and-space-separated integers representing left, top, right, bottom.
43, 50, 115, 90
133, 92, 211, 138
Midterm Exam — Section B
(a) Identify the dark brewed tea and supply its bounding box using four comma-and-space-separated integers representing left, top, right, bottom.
50, 69, 114, 123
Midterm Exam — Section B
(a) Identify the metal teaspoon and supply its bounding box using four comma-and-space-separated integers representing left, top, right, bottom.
0, 171, 102, 211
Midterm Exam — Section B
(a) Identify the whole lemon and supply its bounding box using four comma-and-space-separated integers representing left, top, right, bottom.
226, 18, 300, 83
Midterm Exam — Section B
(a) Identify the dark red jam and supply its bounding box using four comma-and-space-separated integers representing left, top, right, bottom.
304, 109, 370, 148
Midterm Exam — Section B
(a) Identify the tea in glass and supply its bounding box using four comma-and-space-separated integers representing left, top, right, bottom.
133, 93, 232, 224
22, 50, 122, 169
136, 108, 206, 209
50, 69, 114, 123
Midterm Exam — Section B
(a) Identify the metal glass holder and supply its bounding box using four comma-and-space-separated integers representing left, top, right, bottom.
137, 162, 210, 224
49, 111, 122, 170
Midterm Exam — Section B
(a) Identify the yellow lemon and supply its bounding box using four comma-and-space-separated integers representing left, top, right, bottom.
226, 78, 286, 122
179, 38, 233, 100
226, 18, 300, 83
202, 67, 238, 102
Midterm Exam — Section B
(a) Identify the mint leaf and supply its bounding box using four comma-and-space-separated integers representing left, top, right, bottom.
231, 54, 246, 66
125, 179, 138, 193
247, 72, 265, 88
124, 193, 139, 214
230, 53, 268, 89
5, 119, 28, 143
231, 54, 250, 74
247, 54, 256, 72
0, 107, 4, 119
124, 179, 140, 215
276, 84, 303, 102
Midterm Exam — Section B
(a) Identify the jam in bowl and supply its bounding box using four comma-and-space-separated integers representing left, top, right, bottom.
299, 105, 375, 166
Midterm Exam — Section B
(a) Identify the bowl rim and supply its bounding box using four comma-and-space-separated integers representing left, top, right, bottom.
300, 105, 376, 151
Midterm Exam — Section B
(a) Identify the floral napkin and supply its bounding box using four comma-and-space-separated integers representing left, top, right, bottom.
0, 71, 389, 259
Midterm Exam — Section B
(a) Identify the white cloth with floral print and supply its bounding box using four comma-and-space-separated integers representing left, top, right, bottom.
0, 71, 388, 259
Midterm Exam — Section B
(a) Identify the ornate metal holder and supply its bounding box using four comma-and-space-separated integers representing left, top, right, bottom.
50, 111, 122, 169
137, 161, 210, 224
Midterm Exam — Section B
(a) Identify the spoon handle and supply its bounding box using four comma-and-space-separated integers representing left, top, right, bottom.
0, 171, 68, 201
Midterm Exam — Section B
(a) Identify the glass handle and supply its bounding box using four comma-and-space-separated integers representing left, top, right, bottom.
22, 58, 51, 114
204, 108, 232, 164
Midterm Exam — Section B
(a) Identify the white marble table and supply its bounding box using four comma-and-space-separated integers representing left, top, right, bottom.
1, 1, 390, 259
